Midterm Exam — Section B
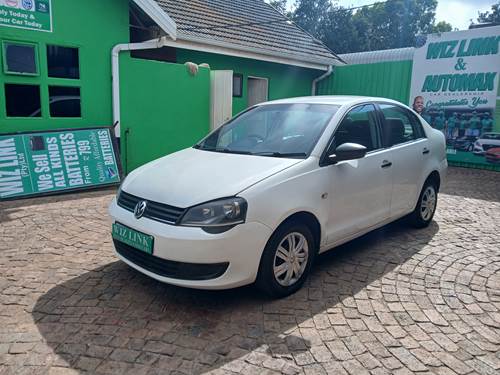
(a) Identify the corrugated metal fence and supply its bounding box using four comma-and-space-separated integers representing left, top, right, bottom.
316, 60, 413, 104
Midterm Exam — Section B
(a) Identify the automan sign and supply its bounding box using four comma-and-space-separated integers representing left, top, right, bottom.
0, 128, 121, 199
0, 0, 52, 32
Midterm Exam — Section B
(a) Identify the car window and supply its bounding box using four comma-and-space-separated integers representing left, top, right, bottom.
329, 104, 381, 152
380, 104, 425, 146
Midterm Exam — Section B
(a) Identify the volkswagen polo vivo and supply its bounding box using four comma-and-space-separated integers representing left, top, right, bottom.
109, 96, 447, 297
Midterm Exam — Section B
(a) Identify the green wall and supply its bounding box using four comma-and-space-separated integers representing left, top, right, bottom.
0, 0, 325, 174
317, 60, 413, 104
0, 0, 129, 133
120, 57, 210, 173
177, 49, 321, 115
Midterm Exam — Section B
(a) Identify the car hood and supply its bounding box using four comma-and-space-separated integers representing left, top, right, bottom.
122, 148, 303, 208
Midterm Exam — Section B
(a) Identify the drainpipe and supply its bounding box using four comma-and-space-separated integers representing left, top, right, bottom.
111, 36, 171, 137
312, 65, 334, 96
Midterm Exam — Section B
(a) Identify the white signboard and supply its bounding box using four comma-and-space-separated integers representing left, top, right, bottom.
410, 26, 500, 168
410, 26, 500, 112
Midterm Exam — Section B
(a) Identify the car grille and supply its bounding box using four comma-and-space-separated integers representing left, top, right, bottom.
117, 190, 185, 225
114, 240, 229, 281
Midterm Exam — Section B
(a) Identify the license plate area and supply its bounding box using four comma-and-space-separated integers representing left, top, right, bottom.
112, 222, 154, 255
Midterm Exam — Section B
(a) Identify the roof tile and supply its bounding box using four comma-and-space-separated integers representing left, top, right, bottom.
154, 0, 339, 65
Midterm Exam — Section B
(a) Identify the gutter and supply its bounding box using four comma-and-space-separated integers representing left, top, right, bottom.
164, 34, 340, 71
312, 65, 334, 96
111, 36, 171, 137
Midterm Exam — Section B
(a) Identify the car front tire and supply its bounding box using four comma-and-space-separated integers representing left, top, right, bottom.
408, 180, 438, 228
256, 221, 316, 298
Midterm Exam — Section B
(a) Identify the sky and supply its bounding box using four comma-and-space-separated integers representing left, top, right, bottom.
282, 0, 496, 30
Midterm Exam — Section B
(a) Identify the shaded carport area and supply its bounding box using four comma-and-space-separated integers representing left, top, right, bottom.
0, 167, 499, 374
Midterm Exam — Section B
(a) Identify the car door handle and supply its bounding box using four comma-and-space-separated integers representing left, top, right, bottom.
381, 160, 392, 168
422, 148, 430, 155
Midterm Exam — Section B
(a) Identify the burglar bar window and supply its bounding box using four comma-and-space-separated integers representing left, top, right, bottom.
49, 86, 82, 118
47, 45, 80, 79
5, 84, 41, 117
3, 42, 38, 76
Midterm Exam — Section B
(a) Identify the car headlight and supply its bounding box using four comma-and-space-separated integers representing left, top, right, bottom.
180, 197, 248, 228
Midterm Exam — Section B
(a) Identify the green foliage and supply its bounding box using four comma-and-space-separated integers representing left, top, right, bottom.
290, 0, 449, 54
431, 21, 453, 33
268, 0, 289, 15
292, 0, 332, 37
478, 2, 500, 23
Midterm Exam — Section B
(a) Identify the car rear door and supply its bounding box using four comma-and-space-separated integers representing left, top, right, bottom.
378, 103, 429, 218
325, 104, 393, 244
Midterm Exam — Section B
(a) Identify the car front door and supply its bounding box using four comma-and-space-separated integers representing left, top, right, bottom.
325, 104, 394, 245
378, 103, 429, 217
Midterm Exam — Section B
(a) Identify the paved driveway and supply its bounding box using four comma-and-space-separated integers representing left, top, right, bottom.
0, 167, 499, 375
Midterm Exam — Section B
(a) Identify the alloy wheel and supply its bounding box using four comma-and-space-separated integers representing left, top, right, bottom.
273, 232, 309, 287
421, 186, 437, 221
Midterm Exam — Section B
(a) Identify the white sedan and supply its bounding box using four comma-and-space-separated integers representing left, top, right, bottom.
109, 96, 447, 297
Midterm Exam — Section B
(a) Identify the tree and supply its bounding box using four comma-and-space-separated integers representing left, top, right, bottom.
478, 2, 500, 23
268, 0, 288, 15
322, 6, 367, 54
292, 0, 332, 38
291, 0, 443, 54
351, 0, 438, 51
431, 21, 453, 33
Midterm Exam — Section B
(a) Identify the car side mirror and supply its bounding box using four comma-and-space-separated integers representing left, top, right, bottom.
328, 143, 367, 164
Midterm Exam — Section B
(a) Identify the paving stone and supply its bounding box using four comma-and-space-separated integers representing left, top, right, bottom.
1, 168, 499, 374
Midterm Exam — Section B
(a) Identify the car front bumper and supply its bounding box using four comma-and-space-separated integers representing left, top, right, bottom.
485, 155, 500, 163
108, 198, 272, 290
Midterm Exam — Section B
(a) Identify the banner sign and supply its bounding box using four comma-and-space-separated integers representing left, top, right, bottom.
410, 26, 500, 169
0, 0, 52, 32
0, 128, 121, 199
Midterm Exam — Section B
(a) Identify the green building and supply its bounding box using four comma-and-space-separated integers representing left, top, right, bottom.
0, 0, 340, 173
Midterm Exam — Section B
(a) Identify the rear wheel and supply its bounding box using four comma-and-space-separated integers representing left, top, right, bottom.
408, 180, 438, 228
256, 221, 316, 298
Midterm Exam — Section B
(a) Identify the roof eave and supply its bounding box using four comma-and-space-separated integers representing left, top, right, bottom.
168, 34, 342, 71
131, 0, 177, 40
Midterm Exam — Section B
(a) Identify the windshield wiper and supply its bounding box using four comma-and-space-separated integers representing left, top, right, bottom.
254, 152, 308, 158
195, 146, 253, 155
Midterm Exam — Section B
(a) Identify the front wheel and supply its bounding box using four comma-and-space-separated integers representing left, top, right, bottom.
408, 181, 438, 228
256, 222, 316, 298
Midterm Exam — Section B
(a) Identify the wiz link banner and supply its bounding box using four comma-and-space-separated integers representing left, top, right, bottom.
0, 0, 52, 32
0, 128, 120, 199
410, 26, 500, 168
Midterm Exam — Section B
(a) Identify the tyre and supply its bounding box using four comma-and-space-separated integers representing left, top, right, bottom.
467, 144, 473, 152
408, 180, 438, 228
256, 221, 316, 298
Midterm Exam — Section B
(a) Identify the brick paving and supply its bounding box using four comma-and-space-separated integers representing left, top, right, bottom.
0, 167, 499, 375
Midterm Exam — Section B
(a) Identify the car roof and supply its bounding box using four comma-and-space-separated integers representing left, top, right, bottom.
259, 95, 406, 107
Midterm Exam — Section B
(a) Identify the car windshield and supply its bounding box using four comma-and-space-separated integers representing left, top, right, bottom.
195, 103, 339, 158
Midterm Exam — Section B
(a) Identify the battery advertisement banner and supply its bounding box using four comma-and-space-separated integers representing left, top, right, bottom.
0, 128, 121, 199
0, 0, 52, 32
410, 26, 500, 169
